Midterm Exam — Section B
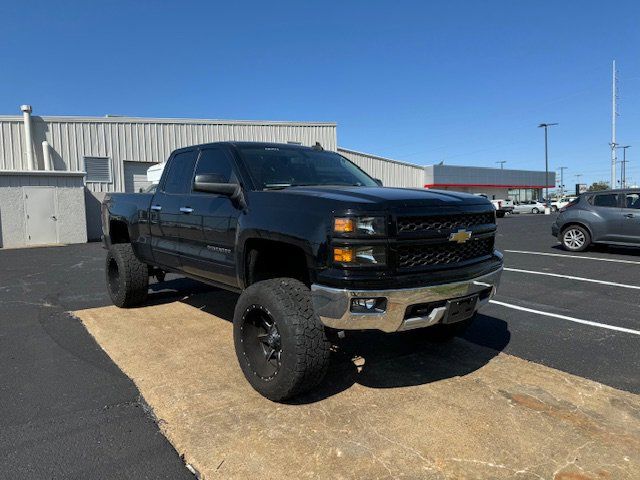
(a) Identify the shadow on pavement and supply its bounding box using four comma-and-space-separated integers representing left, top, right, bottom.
144, 283, 511, 405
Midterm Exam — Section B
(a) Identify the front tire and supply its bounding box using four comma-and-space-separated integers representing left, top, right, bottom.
106, 244, 149, 307
531, 207, 540, 214
561, 225, 591, 252
233, 278, 330, 401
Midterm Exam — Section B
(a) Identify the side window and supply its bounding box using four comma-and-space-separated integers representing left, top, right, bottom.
193, 148, 236, 185
625, 193, 640, 209
163, 150, 198, 194
593, 194, 619, 208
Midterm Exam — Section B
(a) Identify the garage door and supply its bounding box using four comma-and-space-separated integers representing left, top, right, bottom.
124, 161, 156, 193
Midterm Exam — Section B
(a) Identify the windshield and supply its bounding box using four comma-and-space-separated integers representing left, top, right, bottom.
237, 146, 378, 189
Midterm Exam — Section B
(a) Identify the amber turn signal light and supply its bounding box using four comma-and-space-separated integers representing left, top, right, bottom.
333, 247, 354, 263
334, 218, 355, 233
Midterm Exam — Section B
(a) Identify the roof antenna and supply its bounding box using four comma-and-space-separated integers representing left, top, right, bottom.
312, 142, 324, 151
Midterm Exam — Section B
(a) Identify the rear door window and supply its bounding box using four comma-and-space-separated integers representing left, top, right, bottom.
592, 194, 619, 208
162, 150, 198, 194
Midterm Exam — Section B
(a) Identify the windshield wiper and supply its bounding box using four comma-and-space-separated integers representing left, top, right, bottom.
263, 182, 367, 190
263, 183, 322, 190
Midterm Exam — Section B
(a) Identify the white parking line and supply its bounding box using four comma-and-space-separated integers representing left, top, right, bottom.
489, 300, 640, 336
504, 249, 640, 265
503, 267, 640, 290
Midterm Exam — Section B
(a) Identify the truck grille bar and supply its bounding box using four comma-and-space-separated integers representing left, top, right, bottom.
397, 237, 495, 269
397, 212, 495, 234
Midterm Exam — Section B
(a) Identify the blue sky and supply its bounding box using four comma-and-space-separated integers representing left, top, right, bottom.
1, 0, 639, 186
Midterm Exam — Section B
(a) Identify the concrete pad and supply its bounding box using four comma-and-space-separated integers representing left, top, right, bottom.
75, 290, 640, 479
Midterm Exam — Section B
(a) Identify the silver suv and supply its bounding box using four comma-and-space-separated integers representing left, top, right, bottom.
552, 189, 640, 251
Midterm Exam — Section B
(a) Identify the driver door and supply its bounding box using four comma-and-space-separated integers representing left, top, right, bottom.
621, 191, 640, 244
179, 146, 241, 287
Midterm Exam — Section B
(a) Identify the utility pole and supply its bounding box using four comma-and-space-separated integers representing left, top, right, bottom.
496, 161, 507, 169
558, 167, 568, 196
538, 123, 558, 209
611, 60, 618, 188
618, 145, 631, 189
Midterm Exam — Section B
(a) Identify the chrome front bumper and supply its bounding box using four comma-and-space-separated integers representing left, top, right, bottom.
311, 268, 502, 333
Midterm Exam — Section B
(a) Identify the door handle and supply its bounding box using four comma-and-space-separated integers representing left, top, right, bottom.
624, 213, 635, 218
151, 205, 162, 211
180, 207, 194, 214
51, 215, 57, 221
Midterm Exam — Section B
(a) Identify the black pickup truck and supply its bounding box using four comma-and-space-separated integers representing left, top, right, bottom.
102, 142, 503, 400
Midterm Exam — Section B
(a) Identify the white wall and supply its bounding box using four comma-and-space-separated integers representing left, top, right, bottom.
0, 173, 87, 248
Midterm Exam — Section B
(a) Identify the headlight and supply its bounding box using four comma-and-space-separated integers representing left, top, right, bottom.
333, 245, 386, 266
333, 216, 386, 236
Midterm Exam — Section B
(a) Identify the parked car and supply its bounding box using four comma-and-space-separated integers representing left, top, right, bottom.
552, 189, 640, 251
102, 142, 503, 401
550, 196, 576, 212
513, 200, 546, 214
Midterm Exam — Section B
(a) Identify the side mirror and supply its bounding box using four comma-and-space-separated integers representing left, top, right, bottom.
193, 174, 240, 197
374, 178, 383, 187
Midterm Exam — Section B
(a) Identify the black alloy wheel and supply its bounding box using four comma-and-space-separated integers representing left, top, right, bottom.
239, 305, 283, 380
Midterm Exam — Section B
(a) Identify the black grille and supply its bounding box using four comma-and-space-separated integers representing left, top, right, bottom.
397, 237, 494, 269
397, 212, 494, 234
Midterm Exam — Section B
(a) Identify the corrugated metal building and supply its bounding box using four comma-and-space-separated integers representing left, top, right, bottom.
0, 107, 337, 246
337, 147, 425, 188
0, 114, 337, 193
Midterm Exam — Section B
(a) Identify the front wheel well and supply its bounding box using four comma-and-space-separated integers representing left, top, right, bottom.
244, 239, 310, 287
109, 220, 130, 244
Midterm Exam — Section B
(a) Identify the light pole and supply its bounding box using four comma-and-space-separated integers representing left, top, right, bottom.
496, 161, 507, 169
617, 145, 631, 189
538, 123, 558, 209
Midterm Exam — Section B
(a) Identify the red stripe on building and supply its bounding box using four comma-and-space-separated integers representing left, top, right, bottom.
424, 183, 555, 189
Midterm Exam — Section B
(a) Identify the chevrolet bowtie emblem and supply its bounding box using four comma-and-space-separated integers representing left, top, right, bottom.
449, 229, 472, 244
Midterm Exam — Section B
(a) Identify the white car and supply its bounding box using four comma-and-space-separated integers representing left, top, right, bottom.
513, 200, 546, 214
551, 196, 576, 212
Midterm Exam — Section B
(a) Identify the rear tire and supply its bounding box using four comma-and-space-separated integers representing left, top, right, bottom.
233, 278, 330, 401
106, 244, 149, 307
496, 211, 505, 218
561, 225, 591, 252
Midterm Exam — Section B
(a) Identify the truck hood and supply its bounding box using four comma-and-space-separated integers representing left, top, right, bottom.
274, 186, 489, 208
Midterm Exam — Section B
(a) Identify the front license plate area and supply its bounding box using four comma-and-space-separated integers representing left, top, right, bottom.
443, 295, 478, 324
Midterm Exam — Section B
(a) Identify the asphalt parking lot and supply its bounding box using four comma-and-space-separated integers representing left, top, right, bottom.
1, 213, 639, 479
469, 213, 640, 394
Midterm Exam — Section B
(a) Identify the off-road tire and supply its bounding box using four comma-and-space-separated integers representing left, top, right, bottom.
233, 278, 330, 401
560, 225, 591, 252
106, 244, 149, 307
